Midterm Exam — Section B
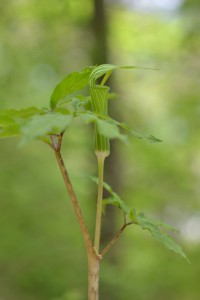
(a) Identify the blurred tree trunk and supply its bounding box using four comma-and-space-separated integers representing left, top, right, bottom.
92, 0, 107, 64
92, 0, 123, 263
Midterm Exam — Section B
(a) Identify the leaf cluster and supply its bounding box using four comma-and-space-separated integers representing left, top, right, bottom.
0, 65, 161, 145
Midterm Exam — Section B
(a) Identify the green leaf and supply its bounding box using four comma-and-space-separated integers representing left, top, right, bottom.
0, 123, 20, 138
71, 95, 91, 112
119, 122, 162, 143
81, 111, 161, 144
79, 112, 97, 123
96, 119, 127, 143
0, 107, 44, 139
21, 112, 73, 144
50, 66, 94, 109
0, 107, 44, 120
79, 112, 127, 143
131, 211, 189, 262
91, 174, 187, 261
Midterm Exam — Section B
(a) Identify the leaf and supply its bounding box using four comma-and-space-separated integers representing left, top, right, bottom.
0, 107, 44, 139
80, 112, 97, 123
91, 174, 188, 261
71, 95, 91, 112
96, 119, 128, 143
21, 112, 73, 144
131, 211, 189, 262
79, 112, 128, 143
0, 107, 44, 120
81, 111, 161, 144
119, 122, 162, 143
0, 123, 20, 138
50, 66, 94, 109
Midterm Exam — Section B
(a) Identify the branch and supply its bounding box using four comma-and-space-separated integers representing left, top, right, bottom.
101, 222, 134, 257
52, 136, 93, 254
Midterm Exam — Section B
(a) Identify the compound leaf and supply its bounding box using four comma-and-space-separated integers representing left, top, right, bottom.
131, 211, 189, 262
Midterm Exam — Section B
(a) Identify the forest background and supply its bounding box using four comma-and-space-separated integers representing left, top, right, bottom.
0, 0, 199, 299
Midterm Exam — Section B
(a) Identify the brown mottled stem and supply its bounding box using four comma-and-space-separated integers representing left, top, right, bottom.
52, 135, 93, 255
88, 249, 102, 300
52, 135, 101, 299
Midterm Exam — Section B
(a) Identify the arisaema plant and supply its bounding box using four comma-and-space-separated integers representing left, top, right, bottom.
0, 64, 189, 300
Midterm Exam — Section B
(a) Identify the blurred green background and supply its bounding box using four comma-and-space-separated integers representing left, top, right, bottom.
0, 0, 200, 299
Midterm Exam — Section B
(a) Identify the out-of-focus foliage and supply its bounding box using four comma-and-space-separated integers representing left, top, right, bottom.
0, 0, 199, 299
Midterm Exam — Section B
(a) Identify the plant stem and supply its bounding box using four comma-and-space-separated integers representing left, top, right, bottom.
54, 147, 93, 253
100, 71, 112, 86
94, 152, 106, 252
88, 251, 101, 300
101, 222, 134, 257
101, 224, 126, 256
52, 136, 102, 300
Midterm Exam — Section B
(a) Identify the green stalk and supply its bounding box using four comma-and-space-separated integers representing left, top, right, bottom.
100, 71, 112, 87
94, 152, 106, 252
90, 85, 110, 253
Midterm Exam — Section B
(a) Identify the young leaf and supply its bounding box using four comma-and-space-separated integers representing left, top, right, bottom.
50, 66, 94, 109
131, 211, 189, 262
21, 112, 73, 144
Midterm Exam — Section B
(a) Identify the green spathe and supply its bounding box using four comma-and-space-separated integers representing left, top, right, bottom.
90, 64, 157, 87
90, 85, 110, 155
